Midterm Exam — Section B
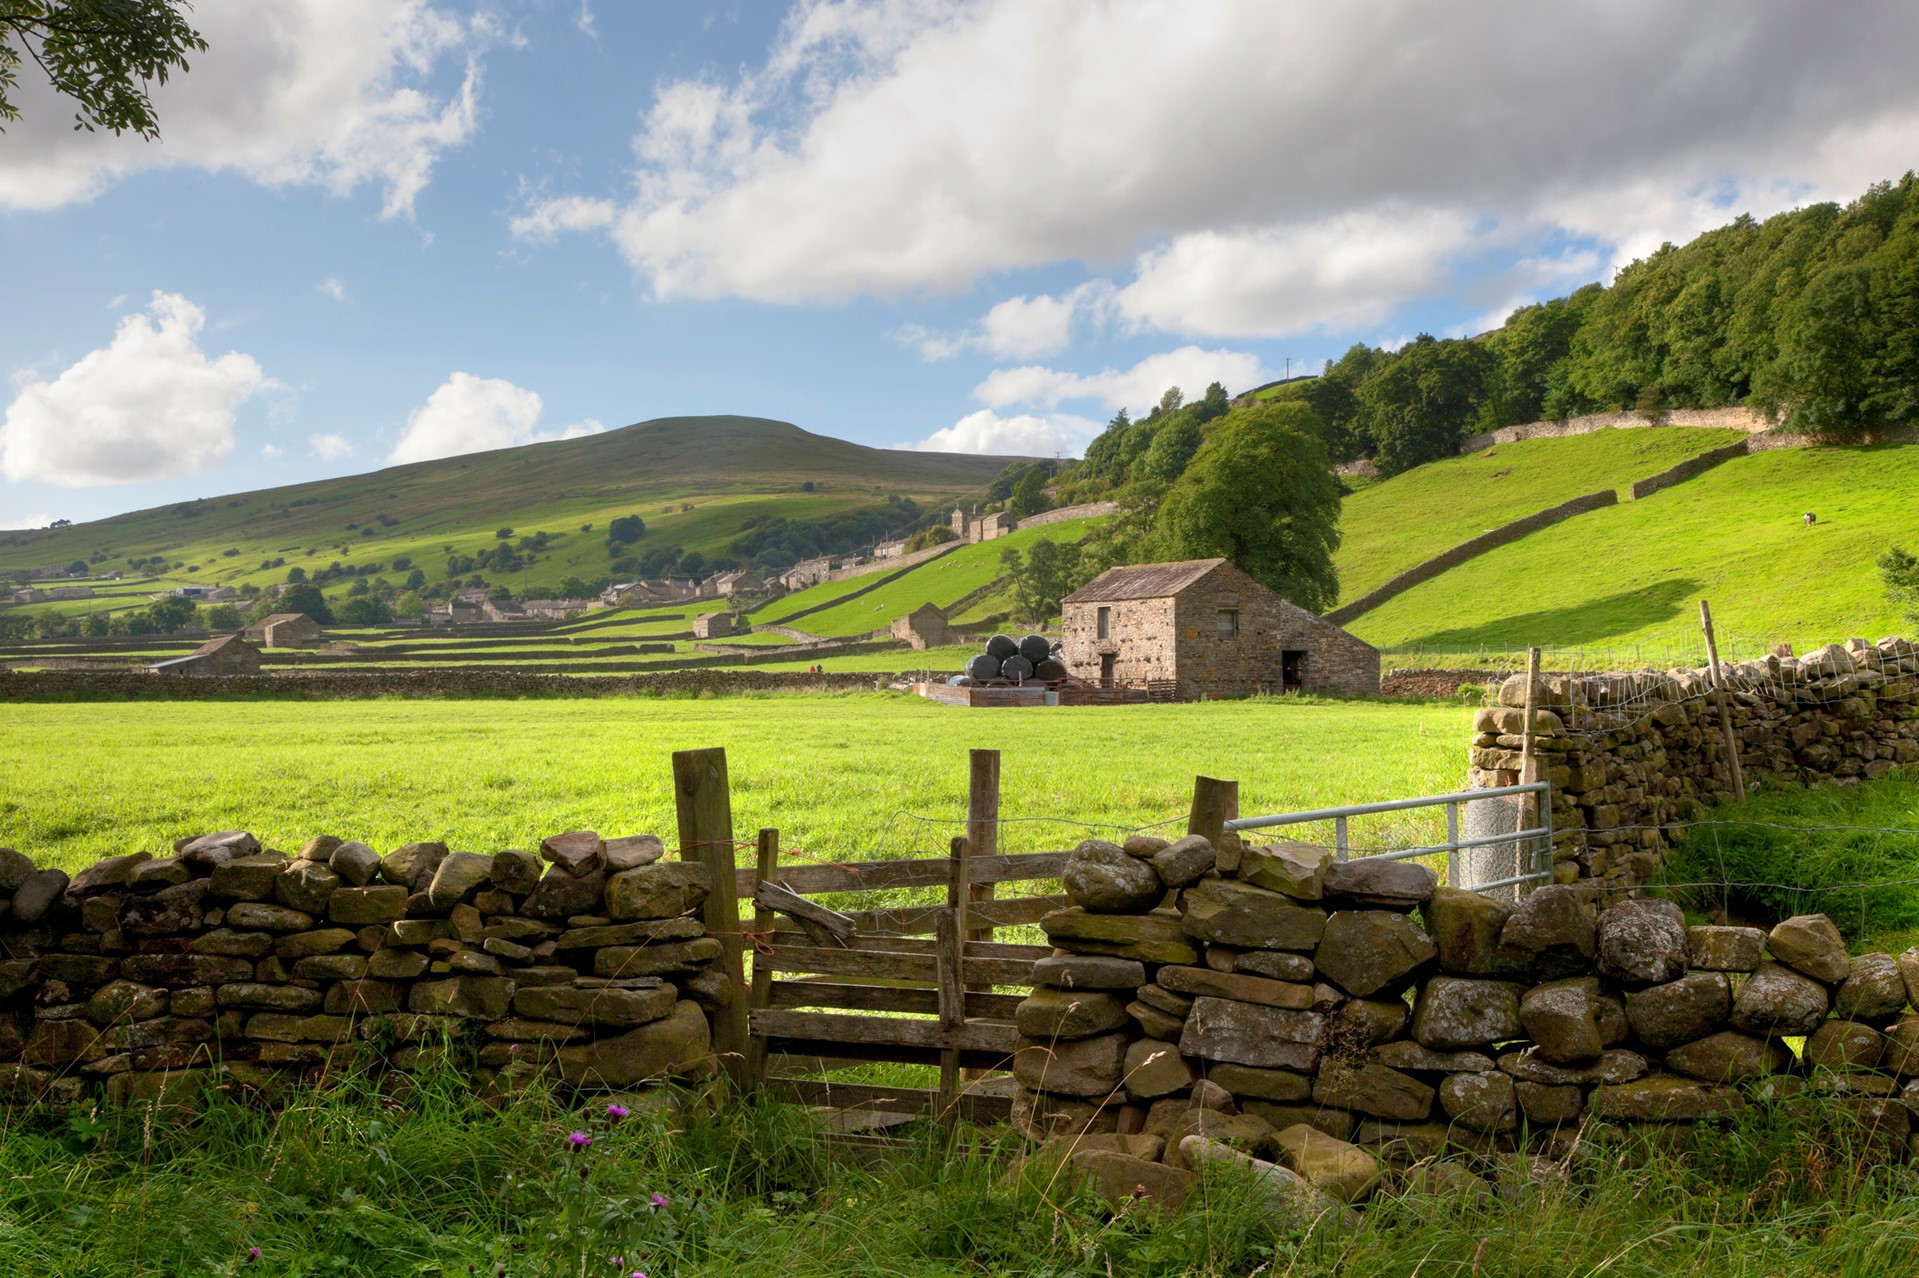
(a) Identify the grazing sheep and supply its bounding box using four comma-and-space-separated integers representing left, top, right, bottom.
1804, 511, 1817, 527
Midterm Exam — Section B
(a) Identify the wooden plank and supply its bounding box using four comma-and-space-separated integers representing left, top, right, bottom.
744, 827, 778, 1092
730, 850, 1070, 897
768, 979, 1022, 1019
822, 893, 1072, 938
755, 880, 856, 946
940, 837, 969, 1126
760, 943, 1043, 985
752, 1008, 1020, 1054
765, 1077, 1014, 1122
771, 933, 1052, 960
1700, 601, 1748, 803
674, 747, 747, 1090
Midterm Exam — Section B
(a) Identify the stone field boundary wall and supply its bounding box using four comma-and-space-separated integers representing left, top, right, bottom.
1468, 636, 1919, 894
1323, 490, 1618, 626
1460, 406, 1768, 452
0, 829, 721, 1112
1013, 833, 1919, 1213
1626, 439, 1752, 499
0, 668, 886, 701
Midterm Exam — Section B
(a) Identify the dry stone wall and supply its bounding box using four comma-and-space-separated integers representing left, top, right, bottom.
1016, 834, 1919, 1211
0, 829, 720, 1110
1470, 636, 1919, 893
0, 668, 886, 701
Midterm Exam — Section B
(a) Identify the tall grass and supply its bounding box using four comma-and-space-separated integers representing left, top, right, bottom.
3, 1064, 1917, 1276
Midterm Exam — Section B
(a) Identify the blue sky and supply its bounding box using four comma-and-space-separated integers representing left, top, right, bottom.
2, 0, 1915, 528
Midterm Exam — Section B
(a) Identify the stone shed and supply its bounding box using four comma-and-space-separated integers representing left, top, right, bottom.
147, 634, 263, 677
693, 612, 738, 639
1060, 558, 1379, 699
890, 603, 959, 650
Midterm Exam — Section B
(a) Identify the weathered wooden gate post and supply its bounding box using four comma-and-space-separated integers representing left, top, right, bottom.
1188, 775, 1239, 872
743, 826, 779, 1093
672, 747, 749, 1091
965, 748, 1000, 941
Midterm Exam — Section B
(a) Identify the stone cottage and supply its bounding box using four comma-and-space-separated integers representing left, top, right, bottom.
1060, 558, 1379, 699
147, 634, 263, 676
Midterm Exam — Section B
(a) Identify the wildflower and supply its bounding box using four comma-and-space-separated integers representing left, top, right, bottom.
606, 1102, 630, 1121
649, 1192, 668, 1210
610, 1258, 623, 1268
568, 1131, 593, 1149
246, 1248, 261, 1261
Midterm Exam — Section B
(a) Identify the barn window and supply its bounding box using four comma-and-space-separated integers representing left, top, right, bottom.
1096, 606, 1111, 639
1217, 608, 1239, 637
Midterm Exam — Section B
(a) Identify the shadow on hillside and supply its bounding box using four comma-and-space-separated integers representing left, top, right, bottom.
1400, 577, 1702, 651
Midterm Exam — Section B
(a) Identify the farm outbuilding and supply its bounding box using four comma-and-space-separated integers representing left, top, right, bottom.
1060, 558, 1379, 699
890, 603, 959, 650
242, 613, 323, 648
693, 612, 738, 639
147, 634, 263, 677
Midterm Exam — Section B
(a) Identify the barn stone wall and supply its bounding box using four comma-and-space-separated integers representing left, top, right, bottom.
0, 830, 719, 1112
1468, 636, 1919, 895
1016, 833, 1919, 1208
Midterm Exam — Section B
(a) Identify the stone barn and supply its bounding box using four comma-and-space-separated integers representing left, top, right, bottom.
242, 612, 323, 648
890, 603, 959, 650
147, 634, 263, 677
1060, 558, 1379, 699
693, 612, 738, 639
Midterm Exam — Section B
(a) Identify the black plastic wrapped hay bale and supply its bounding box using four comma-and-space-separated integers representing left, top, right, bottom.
985, 634, 1018, 661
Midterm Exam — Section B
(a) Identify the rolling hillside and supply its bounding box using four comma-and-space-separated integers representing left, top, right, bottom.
1344, 443, 1919, 656
1334, 426, 1748, 603
0, 416, 1027, 602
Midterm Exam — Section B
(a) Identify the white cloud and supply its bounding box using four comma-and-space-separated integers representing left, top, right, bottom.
531, 418, 607, 443
261, 444, 284, 459
0, 292, 271, 487
905, 409, 1097, 458
4, 514, 55, 530
307, 433, 356, 460
0, 0, 487, 218
509, 195, 617, 243
519, 0, 1919, 337
974, 346, 1270, 415
388, 372, 546, 464
319, 278, 348, 302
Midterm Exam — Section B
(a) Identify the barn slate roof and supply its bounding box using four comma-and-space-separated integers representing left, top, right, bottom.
1062, 559, 1230, 604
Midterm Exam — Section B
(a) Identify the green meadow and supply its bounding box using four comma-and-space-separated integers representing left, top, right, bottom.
0, 693, 1469, 871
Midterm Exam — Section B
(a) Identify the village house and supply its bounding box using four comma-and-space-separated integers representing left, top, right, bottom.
692, 612, 739, 639
873, 538, 907, 559
46, 585, 95, 600
778, 557, 839, 592
147, 633, 263, 676
481, 597, 528, 622
1060, 558, 1380, 699
702, 569, 768, 599
601, 578, 700, 607
242, 612, 324, 648
890, 602, 959, 650
8, 587, 45, 605
522, 598, 594, 620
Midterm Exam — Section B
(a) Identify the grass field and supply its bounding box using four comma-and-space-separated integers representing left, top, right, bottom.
0, 694, 1468, 872
1334, 426, 1747, 603
1348, 443, 1919, 656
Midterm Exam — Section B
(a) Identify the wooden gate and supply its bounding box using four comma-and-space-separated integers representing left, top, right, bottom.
673, 746, 1238, 1124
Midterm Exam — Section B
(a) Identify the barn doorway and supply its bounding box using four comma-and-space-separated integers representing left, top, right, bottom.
1099, 653, 1116, 688
1281, 650, 1306, 692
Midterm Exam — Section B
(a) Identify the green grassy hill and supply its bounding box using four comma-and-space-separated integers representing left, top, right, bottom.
1346, 443, 1919, 656
0, 416, 1026, 605
751, 517, 1104, 637
1334, 426, 1748, 603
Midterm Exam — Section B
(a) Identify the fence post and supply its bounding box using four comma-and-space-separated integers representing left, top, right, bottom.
672, 747, 749, 1091
965, 750, 999, 944
1699, 600, 1748, 803
1188, 775, 1239, 871
1518, 646, 1541, 888
744, 827, 778, 1093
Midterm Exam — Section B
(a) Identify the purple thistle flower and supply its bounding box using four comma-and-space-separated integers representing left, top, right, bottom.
606, 1102, 630, 1121
246, 1248, 261, 1261
610, 1258, 623, 1267
649, 1192, 669, 1210
567, 1131, 593, 1149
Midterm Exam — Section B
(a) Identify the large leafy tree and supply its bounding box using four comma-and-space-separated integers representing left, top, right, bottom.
1149, 403, 1342, 613
1356, 335, 1496, 476
1, 2, 208, 139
